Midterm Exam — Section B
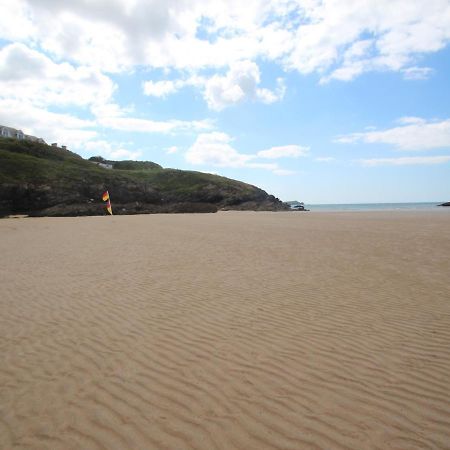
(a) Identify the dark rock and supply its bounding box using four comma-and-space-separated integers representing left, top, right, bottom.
438, 202, 450, 206
30, 201, 218, 217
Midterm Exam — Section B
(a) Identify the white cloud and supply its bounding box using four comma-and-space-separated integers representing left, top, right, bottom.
335, 135, 357, 144
186, 131, 305, 173
272, 169, 297, 176
315, 156, 335, 162
96, 115, 212, 134
0, 43, 115, 107
402, 66, 434, 80
321, 39, 374, 82
360, 156, 450, 166
109, 148, 142, 160
143, 80, 182, 97
0, 43, 213, 147
204, 60, 285, 111
90, 98, 214, 135
287, 0, 450, 81
166, 146, 179, 154
0, 0, 35, 42
0, 98, 96, 148
257, 144, 309, 159
83, 140, 142, 160
1, 0, 449, 81
397, 117, 426, 125
90, 100, 214, 135
143, 67, 284, 110
1, 0, 284, 71
186, 132, 253, 168
256, 78, 286, 104
142, 74, 204, 99
336, 118, 450, 151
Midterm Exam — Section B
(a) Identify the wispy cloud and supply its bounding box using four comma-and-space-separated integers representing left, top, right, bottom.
315, 156, 335, 162
336, 118, 450, 151
96, 115, 213, 134
402, 67, 434, 80
272, 169, 297, 176
143, 80, 184, 98
360, 156, 450, 166
83, 140, 142, 160
257, 145, 309, 159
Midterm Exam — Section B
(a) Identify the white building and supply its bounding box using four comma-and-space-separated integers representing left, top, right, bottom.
25, 134, 46, 144
0, 125, 45, 144
92, 161, 113, 169
0, 125, 24, 140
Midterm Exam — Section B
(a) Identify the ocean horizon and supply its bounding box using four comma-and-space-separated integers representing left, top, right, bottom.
304, 202, 448, 212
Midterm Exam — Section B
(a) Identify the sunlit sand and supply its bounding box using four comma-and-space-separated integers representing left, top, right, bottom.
1, 211, 449, 450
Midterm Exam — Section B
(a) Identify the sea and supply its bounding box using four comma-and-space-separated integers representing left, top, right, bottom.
304, 202, 448, 212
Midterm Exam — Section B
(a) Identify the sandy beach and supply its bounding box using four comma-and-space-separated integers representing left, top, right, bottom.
1, 211, 449, 450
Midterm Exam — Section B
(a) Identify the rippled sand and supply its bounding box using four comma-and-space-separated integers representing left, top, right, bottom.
1, 211, 450, 450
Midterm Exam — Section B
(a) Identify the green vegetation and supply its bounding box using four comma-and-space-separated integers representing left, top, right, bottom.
0, 137, 253, 192
0, 138, 82, 162
89, 156, 162, 170
0, 137, 285, 216
112, 160, 162, 171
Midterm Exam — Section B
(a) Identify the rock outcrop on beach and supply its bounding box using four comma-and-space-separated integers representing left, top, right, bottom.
285, 200, 309, 211
438, 201, 450, 206
0, 138, 289, 217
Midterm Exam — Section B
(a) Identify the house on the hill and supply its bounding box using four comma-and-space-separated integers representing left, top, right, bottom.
88, 156, 113, 169
1, 125, 24, 140
0, 125, 46, 144
91, 161, 113, 169
25, 134, 46, 144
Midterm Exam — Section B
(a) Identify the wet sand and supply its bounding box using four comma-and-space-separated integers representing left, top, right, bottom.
1, 211, 450, 450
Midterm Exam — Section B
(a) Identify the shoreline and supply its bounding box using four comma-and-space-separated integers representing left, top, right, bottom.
4, 207, 450, 220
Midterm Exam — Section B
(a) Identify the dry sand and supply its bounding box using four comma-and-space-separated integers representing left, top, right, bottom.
1, 211, 450, 450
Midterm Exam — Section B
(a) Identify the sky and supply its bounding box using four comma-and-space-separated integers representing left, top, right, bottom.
0, 0, 449, 203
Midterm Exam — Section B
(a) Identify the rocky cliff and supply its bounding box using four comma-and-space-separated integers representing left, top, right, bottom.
0, 138, 289, 217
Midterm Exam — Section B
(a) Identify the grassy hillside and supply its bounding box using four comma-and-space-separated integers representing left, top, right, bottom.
89, 157, 162, 171
0, 138, 287, 216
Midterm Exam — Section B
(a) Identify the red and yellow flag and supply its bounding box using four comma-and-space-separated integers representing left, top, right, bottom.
106, 200, 113, 216
102, 191, 113, 215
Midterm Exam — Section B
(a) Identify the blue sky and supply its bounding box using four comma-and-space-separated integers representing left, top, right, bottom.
1, 0, 449, 203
